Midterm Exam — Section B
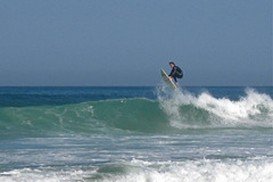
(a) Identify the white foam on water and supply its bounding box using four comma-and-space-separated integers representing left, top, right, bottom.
157, 87, 273, 128
1, 158, 273, 182
100, 158, 273, 182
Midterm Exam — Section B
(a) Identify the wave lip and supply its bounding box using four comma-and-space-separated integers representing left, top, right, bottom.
158, 88, 273, 129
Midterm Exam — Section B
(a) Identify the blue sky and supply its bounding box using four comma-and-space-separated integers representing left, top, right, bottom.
0, 0, 272, 86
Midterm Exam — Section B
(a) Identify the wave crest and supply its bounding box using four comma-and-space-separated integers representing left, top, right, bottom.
158, 87, 273, 128
0, 88, 273, 137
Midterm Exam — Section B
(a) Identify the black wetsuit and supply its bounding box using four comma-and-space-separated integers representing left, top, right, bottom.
169, 66, 183, 82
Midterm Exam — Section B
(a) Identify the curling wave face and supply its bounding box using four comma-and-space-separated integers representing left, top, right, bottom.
158, 88, 273, 129
0, 88, 273, 137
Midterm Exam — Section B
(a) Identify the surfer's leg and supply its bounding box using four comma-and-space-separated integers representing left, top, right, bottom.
177, 74, 183, 79
175, 72, 183, 79
173, 77, 177, 82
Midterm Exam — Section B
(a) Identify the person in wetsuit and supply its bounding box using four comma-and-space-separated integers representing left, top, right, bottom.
168, 61, 183, 83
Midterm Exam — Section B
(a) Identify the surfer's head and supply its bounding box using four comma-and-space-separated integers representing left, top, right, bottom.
169, 61, 175, 68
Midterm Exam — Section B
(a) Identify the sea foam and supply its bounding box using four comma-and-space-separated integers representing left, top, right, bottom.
158, 87, 273, 128
2, 158, 273, 182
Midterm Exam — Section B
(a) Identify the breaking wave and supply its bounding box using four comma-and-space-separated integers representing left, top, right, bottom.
0, 88, 273, 137
158, 88, 273, 129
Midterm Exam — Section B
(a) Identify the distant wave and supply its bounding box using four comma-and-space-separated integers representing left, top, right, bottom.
1, 88, 273, 137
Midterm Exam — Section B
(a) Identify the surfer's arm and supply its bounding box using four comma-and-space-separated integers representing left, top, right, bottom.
169, 67, 177, 77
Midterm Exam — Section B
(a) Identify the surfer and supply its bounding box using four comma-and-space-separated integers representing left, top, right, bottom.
168, 61, 183, 83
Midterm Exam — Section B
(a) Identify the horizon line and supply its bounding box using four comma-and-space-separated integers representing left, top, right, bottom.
0, 85, 272, 87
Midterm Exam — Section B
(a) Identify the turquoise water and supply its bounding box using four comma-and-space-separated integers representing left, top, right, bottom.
0, 86, 273, 181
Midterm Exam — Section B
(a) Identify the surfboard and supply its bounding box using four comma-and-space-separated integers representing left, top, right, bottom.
161, 69, 177, 90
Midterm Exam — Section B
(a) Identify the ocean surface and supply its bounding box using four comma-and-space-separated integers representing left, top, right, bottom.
0, 86, 273, 182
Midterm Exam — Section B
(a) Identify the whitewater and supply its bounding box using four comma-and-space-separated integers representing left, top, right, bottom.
0, 86, 273, 181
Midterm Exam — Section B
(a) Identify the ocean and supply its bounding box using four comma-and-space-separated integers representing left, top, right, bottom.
0, 86, 273, 182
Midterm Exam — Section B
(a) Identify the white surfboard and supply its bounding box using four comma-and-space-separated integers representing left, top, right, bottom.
161, 69, 177, 90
